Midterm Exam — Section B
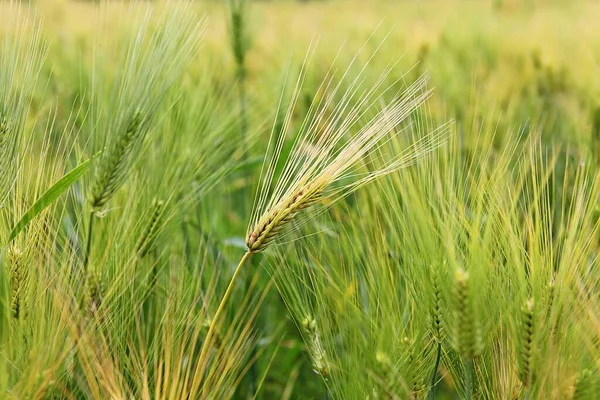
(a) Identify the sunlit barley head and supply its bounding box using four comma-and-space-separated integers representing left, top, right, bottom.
246, 44, 451, 254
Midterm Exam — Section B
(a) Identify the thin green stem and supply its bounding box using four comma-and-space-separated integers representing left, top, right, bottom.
238, 65, 247, 149
428, 342, 442, 400
197, 251, 252, 367
82, 210, 94, 273
464, 357, 473, 400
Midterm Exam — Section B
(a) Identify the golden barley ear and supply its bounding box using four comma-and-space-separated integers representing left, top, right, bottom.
246, 62, 450, 254
246, 185, 321, 253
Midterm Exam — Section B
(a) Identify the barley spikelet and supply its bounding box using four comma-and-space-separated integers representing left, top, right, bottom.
90, 110, 145, 209
430, 264, 444, 344
86, 269, 103, 314
518, 298, 535, 388
247, 185, 322, 253
452, 268, 482, 359
136, 199, 165, 257
0, 114, 18, 206
300, 316, 329, 379
201, 317, 223, 349
400, 336, 425, 400
375, 351, 394, 398
571, 369, 599, 400
247, 52, 451, 253
8, 245, 28, 319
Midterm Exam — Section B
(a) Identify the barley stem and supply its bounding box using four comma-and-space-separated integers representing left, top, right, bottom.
83, 211, 95, 273
428, 341, 442, 400
197, 251, 252, 366
464, 357, 473, 400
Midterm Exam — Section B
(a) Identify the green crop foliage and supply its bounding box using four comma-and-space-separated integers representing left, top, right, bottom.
0, 0, 599, 398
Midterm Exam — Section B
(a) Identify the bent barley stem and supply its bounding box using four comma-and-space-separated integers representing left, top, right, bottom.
198, 251, 252, 365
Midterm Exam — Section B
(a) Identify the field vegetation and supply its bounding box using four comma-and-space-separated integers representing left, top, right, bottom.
1, 0, 600, 398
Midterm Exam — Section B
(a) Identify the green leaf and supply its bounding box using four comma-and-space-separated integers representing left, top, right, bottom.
8, 158, 92, 242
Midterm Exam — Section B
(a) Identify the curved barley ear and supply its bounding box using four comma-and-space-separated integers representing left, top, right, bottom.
246, 53, 451, 253
135, 199, 165, 258
518, 298, 535, 389
89, 110, 145, 209
452, 268, 482, 359
246, 185, 322, 253
300, 315, 330, 379
8, 245, 28, 320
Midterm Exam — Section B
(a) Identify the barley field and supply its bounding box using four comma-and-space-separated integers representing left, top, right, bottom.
1, 0, 600, 399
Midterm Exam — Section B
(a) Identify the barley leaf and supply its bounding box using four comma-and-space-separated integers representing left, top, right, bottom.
8, 158, 92, 242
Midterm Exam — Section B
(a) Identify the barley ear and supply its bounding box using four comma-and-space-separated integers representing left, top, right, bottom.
0, 114, 14, 204
135, 199, 166, 258
8, 245, 28, 320
86, 269, 103, 315
570, 369, 599, 400
89, 110, 144, 209
300, 315, 330, 379
375, 350, 394, 396
452, 268, 482, 359
518, 298, 535, 389
247, 186, 321, 253
430, 264, 444, 344
401, 336, 425, 399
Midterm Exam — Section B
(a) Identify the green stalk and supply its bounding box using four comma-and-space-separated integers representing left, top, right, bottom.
82, 211, 95, 274
238, 64, 248, 155
464, 358, 473, 400
197, 251, 252, 366
428, 342, 442, 400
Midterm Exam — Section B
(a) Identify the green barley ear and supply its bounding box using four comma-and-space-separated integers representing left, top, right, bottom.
571, 369, 600, 400
229, 0, 250, 73
0, 115, 13, 204
300, 315, 330, 379
89, 110, 145, 209
400, 336, 425, 399
544, 274, 556, 322
430, 264, 445, 344
200, 316, 223, 349
88, 5, 205, 211
375, 350, 394, 395
452, 268, 482, 359
518, 298, 535, 389
86, 269, 103, 315
135, 199, 165, 258
8, 245, 27, 320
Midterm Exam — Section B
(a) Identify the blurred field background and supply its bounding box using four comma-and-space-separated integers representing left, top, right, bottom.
1, 0, 600, 399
